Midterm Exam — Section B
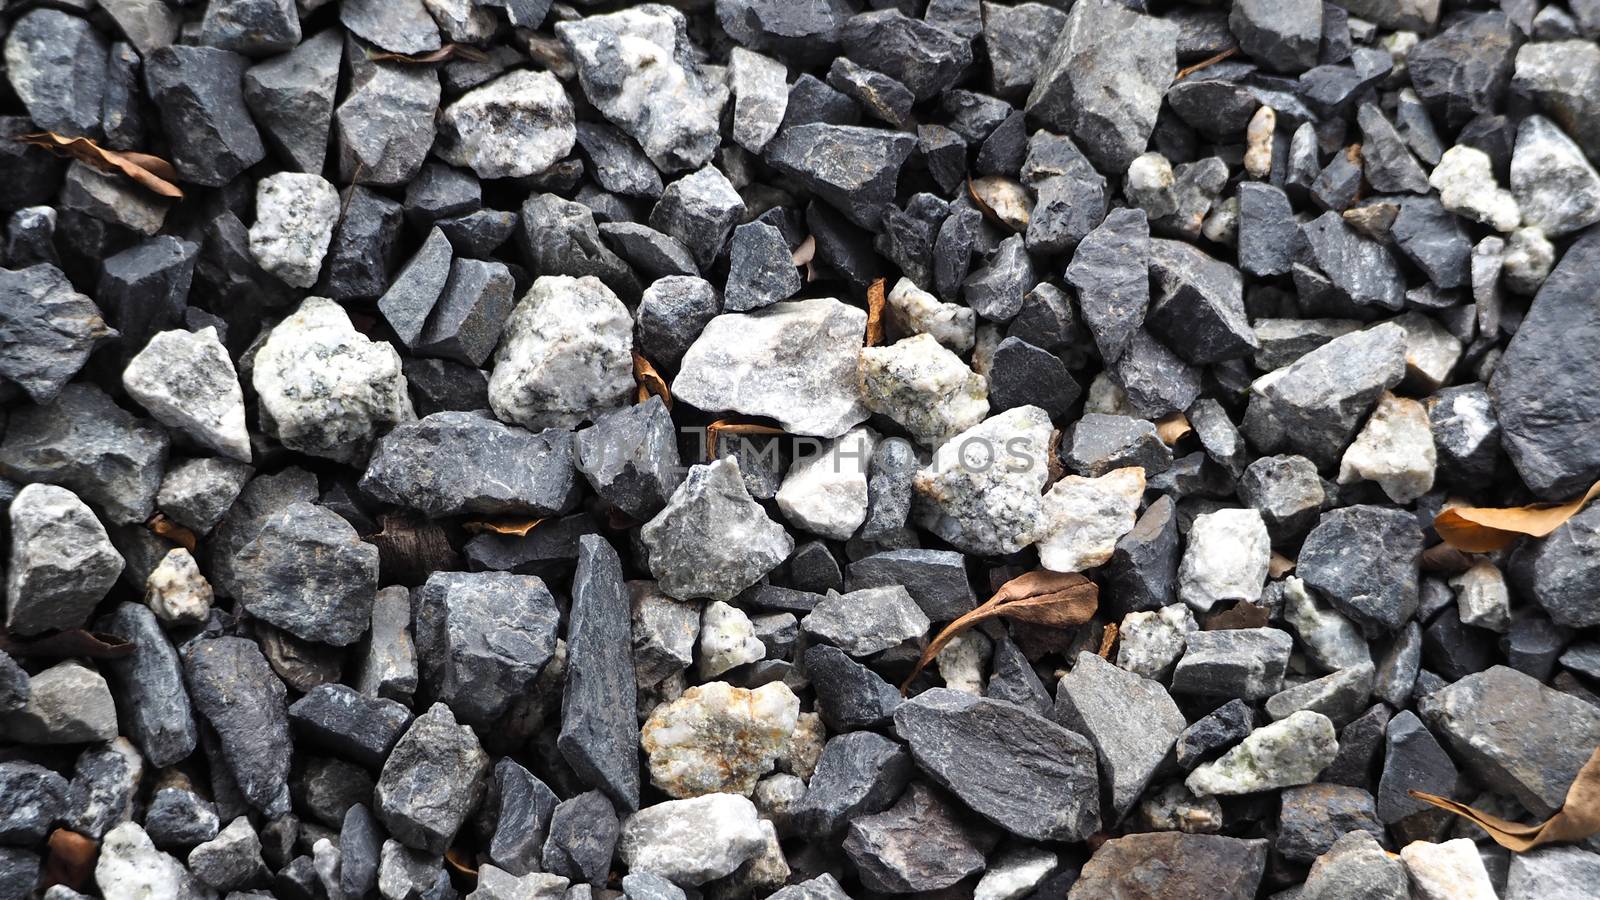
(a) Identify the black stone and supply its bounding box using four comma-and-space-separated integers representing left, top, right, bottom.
559, 535, 640, 812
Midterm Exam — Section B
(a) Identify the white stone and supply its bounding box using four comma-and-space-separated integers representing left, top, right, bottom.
1117, 604, 1198, 680
640, 681, 799, 800
1282, 577, 1369, 672
1084, 372, 1137, 416
886, 277, 977, 352
6, 484, 125, 637
0, 660, 117, 744
1451, 559, 1510, 633
697, 601, 765, 679
1338, 392, 1436, 503
974, 846, 1058, 900
1178, 508, 1271, 613
436, 70, 575, 179
1401, 839, 1498, 900
1137, 782, 1224, 834
729, 47, 787, 154
469, 866, 569, 900
859, 333, 989, 449
122, 327, 250, 462
1430, 145, 1520, 233
488, 275, 633, 431
313, 838, 340, 899
775, 427, 877, 540
936, 630, 990, 695
1185, 710, 1338, 796
618, 793, 767, 886
1503, 226, 1555, 295
1510, 115, 1600, 237
146, 547, 213, 625
1036, 466, 1146, 573
912, 406, 1054, 556
1394, 311, 1462, 393
254, 298, 414, 463
96, 822, 209, 900
1244, 106, 1276, 179
1127, 151, 1177, 218
675, 298, 870, 438
248, 172, 340, 288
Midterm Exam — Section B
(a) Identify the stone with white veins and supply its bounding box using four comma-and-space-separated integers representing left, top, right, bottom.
335, 55, 440, 187
675, 297, 869, 439
233, 501, 378, 647
975, 846, 1058, 900
801, 585, 929, 658
96, 823, 209, 900
1337, 392, 1436, 503
1429, 145, 1520, 232
248, 173, 340, 289
557, 6, 728, 173
1510, 115, 1600, 238
437, 71, 575, 179
4, 9, 110, 138
1054, 652, 1186, 821
414, 571, 560, 728
376, 702, 489, 855
488, 275, 634, 432
776, 427, 876, 540
1026, 0, 1178, 173
361, 411, 581, 518
697, 601, 765, 679
1037, 467, 1146, 574
1178, 509, 1270, 614
1066, 208, 1150, 364
1283, 577, 1370, 672
912, 406, 1054, 556
730, 48, 787, 154
145, 548, 212, 625
1506, 846, 1600, 900
859, 334, 988, 449
886, 277, 976, 352
5, 484, 124, 637
1185, 711, 1339, 796
1117, 604, 1197, 680
253, 298, 414, 464
641, 681, 799, 799
122, 327, 250, 462
642, 458, 794, 602
1451, 559, 1510, 633
618, 793, 767, 887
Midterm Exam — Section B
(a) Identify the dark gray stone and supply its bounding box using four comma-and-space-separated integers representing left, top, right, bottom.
1407, 11, 1520, 131
0, 761, 69, 845
1175, 698, 1255, 770
98, 603, 197, 768
1427, 383, 1501, 486
243, 28, 342, 175
338, 805, 381, 900
1065, 208, 1148, 364
541, 790, 617, 885
98, 235, 198, 365
233, 501, 378, 647
600, 222, 700, 279
183, 637, 292, 817
375, 702, 489, 854
840, 10, 972, 102
145, 787, 220, 849
827, 57, 915, 127
1067, 414, 1172, 479
0, 651, 25, 715
1298, 505, 1422, 636
336, 53, 441, 187
725, 221, 801, 312
1237, 183, 1296, 278
1103, 495, 1181, 615
144, 46, 264, 187
1022, 131, 1109, 256
765, 123, 915, 231
573, 397, 683, 522
1298, 212, 1406, 312
489, 758, 559, 876
843, 781, 992, 893
859, 438, 915, 542
1147, 239, 1257, 365
575, 122, 663, 200
1055, 652, 1186, 821
637, 275, 719, 370
380, 228, 453, 349
804, 644, 902, 732
207, 467, 319, 600
1072, 832, 1267, 900
415, 571, 560, 728
793, 730, 914, 837
1111, 330, 1203, 418
288, 684, 413, 769
0, 263, 115, 404
1171, 628, 1293, 699
1375, 709, 1458, 823
1230, 0, 1321, 72
1392, 196, 1471, 289
415, 259, 514, 367
319, 185, 403, 301
988, 336, 1078, 417
559, 535, 640, 812
4, 9, 109, 137
1277, 784, 1383, 864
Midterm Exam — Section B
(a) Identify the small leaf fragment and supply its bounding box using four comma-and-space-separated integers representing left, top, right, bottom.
968, 176, 1032, 232
462, 518, 546, 537
633, 352, 671, 408
17, 132, 183, 198
706, 419, 785, 459
147, 512, 197, 552
367, 43, 489, 64
865, 278, 886, 347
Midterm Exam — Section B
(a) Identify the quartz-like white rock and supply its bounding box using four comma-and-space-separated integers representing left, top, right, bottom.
422, 0, 496, 42
1430, 145, 1520, 233
1117, 604, 1198, 680
96, 822, 209, 900
641, 458, 794, 601
1185, 710, 1338, 796
886, 277, 977, 352
936, 630, 990, 695
618, 793, 767, 886
122, 326, 251, 462
728, 47, 787, 154
1510, 115, 1600, 237
253, 297, 414, 463
640, 681, 799, 799
1450, 559, 1510, 633
697, 600, 765, 678
1394, 311, 1462, 394
775, 427, 877, 540
6, 483, 125, 637
145, 547, 213, 625
859, 333, 989, 449
248, 172, 340, 289
974, 846, 1059, 900
1282, 577, 1369, 672
472, 866, 569, 900
1401, 838, 1499, 900
488, 274, 634, 431
436, 70, 575, 179
1036, 466, 1146, 573
1337, 392, 1436, 503
312, 838, 340, 898
1178, 508, 1271, 613
1244, 106, 1276, 179
1127, 151, 1177, 219
675, 298, 870, 438
1502, 226, 1555, 295
912, 405, 1054, 555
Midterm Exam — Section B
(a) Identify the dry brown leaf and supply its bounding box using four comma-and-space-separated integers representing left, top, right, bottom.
706, 419, 785, 459
1096, 622, 1118, 660
147, 512, 197, 552
1204, 602, 1271, 631
1175, 46, 1239, 81
445, 847, 478, 878
901, 571, 1098, 692
1155, 412, 1192, 445
18, 132, 183, 198
633, 352, 671, 408
1409, 744, 1600, 851
43, 829, 97, 891
0, 629, 134, 660
1434, 479, 1600, 552
462, 518, 545, 537
368, 43, 489, 64
967, 176, 1032, 232
1268, 552, 1296, 579
865, 278, 886, 347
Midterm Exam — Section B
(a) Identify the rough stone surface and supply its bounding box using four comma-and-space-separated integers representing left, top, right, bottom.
642, 458, 794, 602
489, 275, 634, 432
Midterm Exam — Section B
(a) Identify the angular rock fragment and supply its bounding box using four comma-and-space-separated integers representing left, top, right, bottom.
234, 502, 378, 647
123, 327, 249, 462
4, 9, 110, 138
0, 263, 116, 404
1055, 652, 1186, 821
618, 794, 766, 886
437, 71, 575, 179
335, 56, 440, 186
560, 535, 640, 811
844, 781, 992, 893
489, 275, 635, 432
376, 702, 489, 854
542, 790, 618, 885
641, 681, 799, 798
912, 406, 1053, 556
1172, 628, 1293, 699
243, 29, 342, 174
144, 46, 265, 187
98, 603, 197, 768
183, 637, 292, 816
1187, 711, 1338, 796
5, 483, 124, 637
859, 334, 988, 449
1179, 509, 1270, 613
642, 459, 793, 602
802, 585, 928, 658
363, 411, 580, 519
1299, 505, 1421, 636
1070, 833, 1267, 900
1036, 467, 1145, 574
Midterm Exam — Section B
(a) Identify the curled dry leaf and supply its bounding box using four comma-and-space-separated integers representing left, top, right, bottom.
706, 419, 784, 459
633, 352, 671, 408
1175, 46, 1239, 81
1434, 479, 1600, 553
901, 571, 1099, 692
0, 628, 134, 660
1409, 744, 1600, 852
445, 846, 479, 878
43, 829, 97, 892
367, 43, 490, 64
17, 132, 183, 198
967, 176, 1032, 232
462, 518, 545, 537
865, 278, 886, 347
1268, 552, 1296, 579
1155, 411, 1192, 446
146, 512, 198, 552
